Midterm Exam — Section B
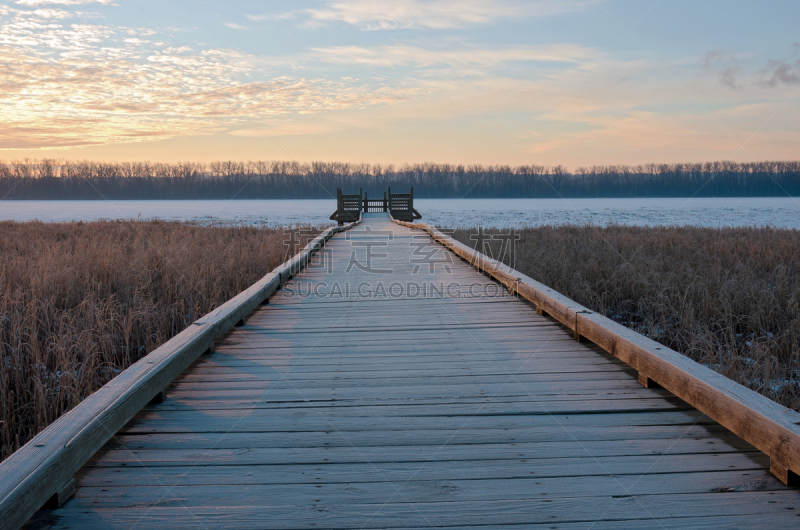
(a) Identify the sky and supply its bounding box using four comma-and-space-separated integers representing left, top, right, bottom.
1, 0, 799, 169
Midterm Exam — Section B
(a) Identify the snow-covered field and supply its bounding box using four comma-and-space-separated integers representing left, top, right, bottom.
1, 197, 799, 228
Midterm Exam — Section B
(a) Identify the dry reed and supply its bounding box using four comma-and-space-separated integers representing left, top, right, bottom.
0, 220, 321, 461
450, 225, 800, 411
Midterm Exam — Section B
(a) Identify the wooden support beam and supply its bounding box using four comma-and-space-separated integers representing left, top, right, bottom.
638, 372, 660, 389
43, 479, 74, 510
771, 459, 800, 487
149, 390, 166, 404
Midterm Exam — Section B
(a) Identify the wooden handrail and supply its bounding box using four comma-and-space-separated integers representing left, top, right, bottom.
389, 214, 800, 486
0, 215, 362, 530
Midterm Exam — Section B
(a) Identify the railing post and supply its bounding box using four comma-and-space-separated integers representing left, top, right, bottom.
337, 188, 343, 226
383, 191, 387, 212
364, 191, 368, 212
359, 187, 363, 213
387, 187, 391, 213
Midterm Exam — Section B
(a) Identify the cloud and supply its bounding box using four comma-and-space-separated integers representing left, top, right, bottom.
761, 58, 800, 87
228, 122, 337, 137
303, 0, 593, 30
246, 11, 299, 22
702, 48, 742, 89
28, 8, 72, 18
15, 0, 113, 5
224, 22, 251, 30
759, 44, 800, 87
0, 10, 418, 149
701, 45, 800, 89
309, 43, 596, 68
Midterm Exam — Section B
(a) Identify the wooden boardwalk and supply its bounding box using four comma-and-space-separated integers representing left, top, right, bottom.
28, 213, 800, 528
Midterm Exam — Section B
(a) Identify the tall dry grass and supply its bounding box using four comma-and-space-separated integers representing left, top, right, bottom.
450, 225, 800, 411
0, 220, 321, 461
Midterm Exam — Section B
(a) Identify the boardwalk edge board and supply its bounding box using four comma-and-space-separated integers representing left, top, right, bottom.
389, 214, 800, 487
0, 216, 361, 530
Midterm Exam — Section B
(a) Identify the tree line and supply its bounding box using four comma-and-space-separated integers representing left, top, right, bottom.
1, 159, 799, 199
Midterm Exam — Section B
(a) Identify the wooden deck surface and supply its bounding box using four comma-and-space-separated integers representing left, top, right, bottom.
28, 213, 800, 528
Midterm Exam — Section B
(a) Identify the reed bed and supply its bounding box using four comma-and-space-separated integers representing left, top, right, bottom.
449, 225, 800, 411
0, 220, 322, 461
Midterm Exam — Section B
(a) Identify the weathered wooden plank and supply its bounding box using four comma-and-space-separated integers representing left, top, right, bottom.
57, 470, 790, 509
260, 296, 519, 309
86, 436, 756, 468
76, 452, 770, 487
155, 386, 661, 405
175, 365, 638, 382
103, 422, 732, 450
248, 303, 531, 315
164, 375, 649, 391
25, 490, 800, 529
165, 375, 647, 392
117, 397, 691, 423
117, 409, 713, 435
172, 374, 638, 390
145, 397, 670, 415
208, 346, 616, 363
186, 357, 634, 374
217, 328, 574, 344
212, 338, 597, 354
235, 322, 559, 336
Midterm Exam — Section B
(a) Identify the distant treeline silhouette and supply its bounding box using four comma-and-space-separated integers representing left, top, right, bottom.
1, 159, 799, 199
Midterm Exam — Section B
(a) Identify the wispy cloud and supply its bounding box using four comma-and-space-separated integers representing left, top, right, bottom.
224, 22, 251, 30
28, 8, 73, 19
228, 121, 337, 137
246, 11, 300, 22
702, 48, 742, 89
761, 58, 800, 87
299, 0, 594, 30
309, 43, 596, 68
702, 45, 800, 90
15, 0, 113, 6
759, 44, 800, 87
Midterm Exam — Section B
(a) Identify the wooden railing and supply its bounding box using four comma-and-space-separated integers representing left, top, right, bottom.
363, 193, 388, 212
0, 215, 362, 530
330, 188, 420, 223
387, 187, 421, 222
330, 188, 362, 225
389, 214, 800, 487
